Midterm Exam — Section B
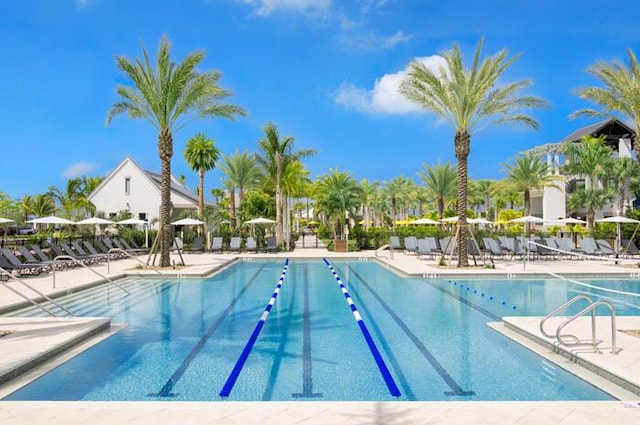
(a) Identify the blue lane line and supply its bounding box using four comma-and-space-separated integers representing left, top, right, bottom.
322, 258, 401, 398
348, 266, 475, 397
151, 265, 266, 397
219, 259, 290, 398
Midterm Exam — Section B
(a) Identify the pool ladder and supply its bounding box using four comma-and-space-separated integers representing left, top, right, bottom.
539, 295, 619, 354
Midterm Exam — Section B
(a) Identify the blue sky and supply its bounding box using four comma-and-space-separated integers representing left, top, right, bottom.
1, 0, 640, 200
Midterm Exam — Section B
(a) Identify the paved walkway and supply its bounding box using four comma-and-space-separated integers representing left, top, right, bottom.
1, 247, 640, 424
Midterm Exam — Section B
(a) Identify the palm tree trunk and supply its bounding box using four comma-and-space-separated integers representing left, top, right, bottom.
158, 128, 173, 268
229, 187, 236, 229
438, 198, 444, 219
455, 131, 470, 267
198, 169, 205, 220
392, 198, 397, 234
275, 156, 283, 247
524, 189, 531, 233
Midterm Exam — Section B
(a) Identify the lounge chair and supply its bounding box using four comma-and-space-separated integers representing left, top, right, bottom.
72, 241, 107, 262
533, 239, 557, 260
245, 237, 257, 253
186, 236, 203, 253
416, 238, 434, 259
483, 238, 507, 259
579, 237, 600, 256
389, 236, 402, 250
83, 241, 119, 261
596, 239, 615, 255
621, 239, 640, 257
266, 236, 277, 253
211, 237, 223, 253
17, 245, 57, 271
59, 242, 100, 265
439, 237, 456, 257
0, 247, 44, 275
229, 237, 241, 252
403, 236, 418, 255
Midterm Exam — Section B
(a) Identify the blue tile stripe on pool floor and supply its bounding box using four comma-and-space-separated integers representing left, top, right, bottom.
151, 264, 268, 397
348, 266, 475, 397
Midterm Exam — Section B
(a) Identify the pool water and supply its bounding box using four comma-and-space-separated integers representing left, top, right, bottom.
4, 259, 626, 401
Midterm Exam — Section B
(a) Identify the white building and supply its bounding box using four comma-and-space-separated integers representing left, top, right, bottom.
528, 119, 636, 221
88, 157, 212, 227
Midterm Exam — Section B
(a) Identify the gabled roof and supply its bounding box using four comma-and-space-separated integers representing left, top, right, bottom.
145, 170, 215, 207
89, 157, 215, 207
560, 118, 634, 145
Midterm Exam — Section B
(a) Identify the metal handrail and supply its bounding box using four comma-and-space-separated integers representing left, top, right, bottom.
106, 248, 165, 276
539, 294, 595, 338
52, 255, 130, 294
556, 300, 619, 354
0, 266, 73, 317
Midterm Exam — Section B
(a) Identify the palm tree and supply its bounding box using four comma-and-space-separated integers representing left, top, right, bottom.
210, 188, 226, 204
106, 36, 246, 267
220, 149, 263, 210
501, 152, 561, 231
562, 135, 615, 229
417, 161, 456, 219
608, 156, 640, 214
255, 122, 316, 247
184, 133, 220, 220
359, 179, 379, 230
382, 176, 410, 233
572, 48, 640, 155
568, 188, 613, 230
399, 39, 547, 266
48, 178, 93, 219
315, 170, 362, 240
470, 179, 496, 219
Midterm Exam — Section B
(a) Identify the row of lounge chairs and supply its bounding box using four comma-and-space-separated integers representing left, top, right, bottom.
0, 237, 147, 278
389, 235, 640, 261
206, 236, 277, 253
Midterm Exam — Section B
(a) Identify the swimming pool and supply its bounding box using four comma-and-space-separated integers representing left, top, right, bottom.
5, 259, 631, 401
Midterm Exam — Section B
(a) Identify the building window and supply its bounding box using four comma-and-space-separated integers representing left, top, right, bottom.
125, 177, 131, 195
138, 212, 147, 221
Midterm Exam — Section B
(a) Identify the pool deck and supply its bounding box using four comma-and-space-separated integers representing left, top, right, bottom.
0, 247, 639, 424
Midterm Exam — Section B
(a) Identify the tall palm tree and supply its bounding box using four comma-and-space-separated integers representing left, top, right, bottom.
608, 156, 640, 214
220, 149, 263, 210
315, 170, 362, 239
417, 161, 456, 219
399, 39, 547, 266
184, 133, 220, 219
562, 135, 615, 229
106, 36, 246, 267
359, 179, 379, 230
572, 48, 640, 156
255, 122, 316, 247
501, 152, 561, 231
382, 176, 410, 233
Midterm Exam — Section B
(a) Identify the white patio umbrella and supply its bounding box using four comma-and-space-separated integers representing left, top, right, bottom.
27, 215, 75, 225
0, 217, 15, 223
171, 218, 205, 226
596, 216, 640, 253
76, 217, 115, 238
509, 215, 545, 223
76, 217, 114, 225
440, 216, 459, 223
245, 217, 276, 224
117, 218, 148, 225
595, 216, 640, 224
555, 217, 588, 225
468, 217, 494, 225
411, 218, 439, 225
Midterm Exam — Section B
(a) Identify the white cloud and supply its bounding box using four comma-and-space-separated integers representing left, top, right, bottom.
63, 162, 100, 178
335, 55, 447, 115
240, 0, 332, 17
338, 28, 410, 51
